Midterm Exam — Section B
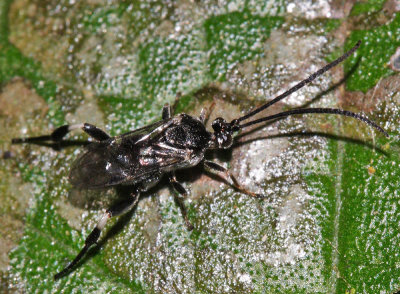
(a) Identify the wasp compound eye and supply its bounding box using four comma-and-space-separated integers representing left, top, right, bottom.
211, 117, 226, 132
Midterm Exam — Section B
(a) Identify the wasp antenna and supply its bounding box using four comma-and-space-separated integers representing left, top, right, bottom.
234, 40, 362, 124
238, 107, 389, 138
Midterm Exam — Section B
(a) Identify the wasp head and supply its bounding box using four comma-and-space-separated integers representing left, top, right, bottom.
211, 117, 239, 149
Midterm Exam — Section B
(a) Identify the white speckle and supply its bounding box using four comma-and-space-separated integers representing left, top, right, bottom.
287, 3, 295, 12
228, 2, 238, 11
238, 272, 252, 284
285, 0, 333, 19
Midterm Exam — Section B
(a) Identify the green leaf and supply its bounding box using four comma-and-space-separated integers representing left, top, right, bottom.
344, 13, 400, 92
349, 0, 386, 16
204, 11, 283, 79
2, 1, 400, 293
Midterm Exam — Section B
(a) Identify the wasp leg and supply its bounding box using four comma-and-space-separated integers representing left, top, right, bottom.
199, 102, 215, 124
162, 92, 182, 120
12, 123, 110, 144
169, 173, 194, 231
54, 191, 140, 280
162, 104, 172, 120
204, 160, 263, 199
172, 92, 182, 114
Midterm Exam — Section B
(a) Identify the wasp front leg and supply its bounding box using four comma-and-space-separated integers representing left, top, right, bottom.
199, 102, 215, 124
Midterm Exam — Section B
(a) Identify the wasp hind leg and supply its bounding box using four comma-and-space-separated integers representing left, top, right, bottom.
54, 190, 140, 280
12, 123, 110, 144
169, 173, 194, 231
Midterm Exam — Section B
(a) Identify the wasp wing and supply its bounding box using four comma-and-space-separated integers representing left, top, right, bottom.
69, 119, 186, 189
69, 143, 130, 189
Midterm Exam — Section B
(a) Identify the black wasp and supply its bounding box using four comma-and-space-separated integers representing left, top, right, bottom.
12, 40, 388, 279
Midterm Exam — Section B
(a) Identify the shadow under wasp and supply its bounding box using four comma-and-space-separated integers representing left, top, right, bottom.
11, 40, 388, 279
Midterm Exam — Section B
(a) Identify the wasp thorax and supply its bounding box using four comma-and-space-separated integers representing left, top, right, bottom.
212, 117, 233, 149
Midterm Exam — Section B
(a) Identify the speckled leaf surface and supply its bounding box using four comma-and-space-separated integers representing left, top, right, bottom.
1, 1, 400, 293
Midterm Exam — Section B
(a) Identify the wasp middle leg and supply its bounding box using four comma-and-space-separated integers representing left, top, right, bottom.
204, 160, 263, 199
168, 172, 194, 231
